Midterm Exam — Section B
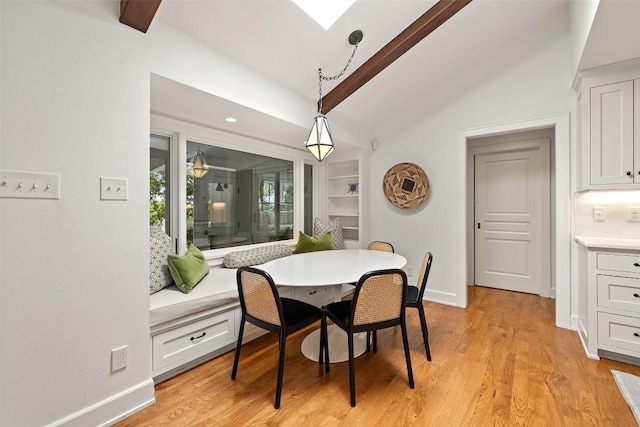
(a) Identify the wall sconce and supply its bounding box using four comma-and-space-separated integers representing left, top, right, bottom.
305, 30, 363, 162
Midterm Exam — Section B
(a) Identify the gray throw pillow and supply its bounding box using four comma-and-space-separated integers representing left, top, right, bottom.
313, 217, 345, 250
223, 244, 293, 268
150, 226, 174, 294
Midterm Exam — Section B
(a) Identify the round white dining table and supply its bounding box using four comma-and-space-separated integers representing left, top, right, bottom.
259, 249, 407, 286
259, 249, 407, 363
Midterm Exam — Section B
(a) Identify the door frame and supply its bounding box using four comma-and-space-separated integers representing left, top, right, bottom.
456, 113, 571, 329
469, 136, 551, 297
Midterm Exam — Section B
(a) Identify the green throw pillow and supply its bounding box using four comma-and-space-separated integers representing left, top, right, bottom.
167, 244, 209, 293
293, 231, 333, 254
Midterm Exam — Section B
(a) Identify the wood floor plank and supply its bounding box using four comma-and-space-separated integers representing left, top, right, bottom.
116, 286, 640, 426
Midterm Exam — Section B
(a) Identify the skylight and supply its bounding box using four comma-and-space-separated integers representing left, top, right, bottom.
291, 0, 356, 30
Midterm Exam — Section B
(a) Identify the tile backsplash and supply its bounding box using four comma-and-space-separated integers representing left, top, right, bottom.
575, 191, 640, 238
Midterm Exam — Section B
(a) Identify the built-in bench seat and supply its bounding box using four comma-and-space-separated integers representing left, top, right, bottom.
149, 234, 352, 383
149, 243, 299, 383
150, 267, 239, 328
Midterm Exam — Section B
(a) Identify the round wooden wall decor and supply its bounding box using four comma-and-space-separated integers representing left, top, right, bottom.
383, 162, 430, 209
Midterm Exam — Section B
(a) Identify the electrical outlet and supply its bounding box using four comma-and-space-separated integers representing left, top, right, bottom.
628, 207, 640, 222
111, 346, 128, 372
593, 206, 606, 221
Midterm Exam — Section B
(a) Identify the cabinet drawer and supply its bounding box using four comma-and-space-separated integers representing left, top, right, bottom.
597, 275, 640, 313
293, 286, 329, 306
152, 309, 237, 371
597, 253, 640, 274
598, 312, 640, 353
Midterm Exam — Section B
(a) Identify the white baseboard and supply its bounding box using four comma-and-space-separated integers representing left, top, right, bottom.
48, 378, 155, 427
423, 289, 459, 307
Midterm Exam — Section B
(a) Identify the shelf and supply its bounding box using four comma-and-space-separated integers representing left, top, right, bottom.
328, 159, 360, 245
328, 174, 359, 180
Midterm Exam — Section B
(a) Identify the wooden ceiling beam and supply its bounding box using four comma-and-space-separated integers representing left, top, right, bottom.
321, 0, 473, 115
120, 0, 163, 33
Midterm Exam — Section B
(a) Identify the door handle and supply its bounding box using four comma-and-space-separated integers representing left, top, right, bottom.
627, 171, 633, 177
477, 223, 481, 229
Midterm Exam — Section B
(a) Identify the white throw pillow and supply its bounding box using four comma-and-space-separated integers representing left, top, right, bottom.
313, 217, 345, 250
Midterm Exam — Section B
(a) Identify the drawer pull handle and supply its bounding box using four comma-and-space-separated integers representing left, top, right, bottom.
635, 333, 640, 338
628, 171, 633, 177
190, 332, 206, 341
309, 290, 317, 295
634, 263, 640, 267
634, 294, 640, 298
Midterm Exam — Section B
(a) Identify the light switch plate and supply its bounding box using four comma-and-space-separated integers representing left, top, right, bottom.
0, 170, 60, 199
593, 206, 606, 221
100, 177, 128, 201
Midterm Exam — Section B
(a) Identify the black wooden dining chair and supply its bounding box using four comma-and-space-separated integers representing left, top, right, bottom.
323, 268, 414, 407
407, 252, 433, 361
231, 266, 328, 409
366, 241, 395, 253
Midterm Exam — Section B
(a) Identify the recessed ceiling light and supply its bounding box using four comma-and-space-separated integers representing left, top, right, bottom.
225, 117, 238, 123
291, 0, 356, 30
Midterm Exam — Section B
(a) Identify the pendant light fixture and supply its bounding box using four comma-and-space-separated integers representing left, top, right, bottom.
305, 30, 363, 162
192, 151, 209, 178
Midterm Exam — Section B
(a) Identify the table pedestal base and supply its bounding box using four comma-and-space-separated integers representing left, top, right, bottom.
301, 325, 367, 363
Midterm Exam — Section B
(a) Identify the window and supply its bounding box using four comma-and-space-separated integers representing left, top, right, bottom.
150, 117, 314, 255
150, 134, 171, 235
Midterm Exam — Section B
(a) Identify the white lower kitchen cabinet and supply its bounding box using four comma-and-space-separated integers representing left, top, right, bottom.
576, 236, 640, 364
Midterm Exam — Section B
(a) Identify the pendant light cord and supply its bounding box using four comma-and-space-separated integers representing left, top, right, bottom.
317, 42, 359, 114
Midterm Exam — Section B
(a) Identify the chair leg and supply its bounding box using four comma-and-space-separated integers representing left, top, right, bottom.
417, 305, 432, 361
275, 331, 286, 409
231, 318, 245, 380
372, 330, 377, 352
318, 316, 324, 365
366, 331, 371, 352
321, 313, 330, 372
348, 331, 356, 407
400, 319, 415, 389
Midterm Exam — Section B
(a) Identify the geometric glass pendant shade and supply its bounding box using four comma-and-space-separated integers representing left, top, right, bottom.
192, 151, 209, 178
305, 114, 334, 162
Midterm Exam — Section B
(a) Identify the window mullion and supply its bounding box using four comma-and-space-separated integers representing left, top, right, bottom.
174, 132, 188, 253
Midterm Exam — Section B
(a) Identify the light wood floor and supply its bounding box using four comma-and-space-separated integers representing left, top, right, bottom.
117, 286, 640, 426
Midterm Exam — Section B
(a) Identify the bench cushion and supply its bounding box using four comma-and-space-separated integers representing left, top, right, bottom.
150, 267, 239, 327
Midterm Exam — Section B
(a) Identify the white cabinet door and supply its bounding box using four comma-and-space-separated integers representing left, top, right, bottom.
590, 80, 634, 185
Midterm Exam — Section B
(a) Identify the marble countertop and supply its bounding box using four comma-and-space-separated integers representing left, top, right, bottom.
575, 236, 640, 250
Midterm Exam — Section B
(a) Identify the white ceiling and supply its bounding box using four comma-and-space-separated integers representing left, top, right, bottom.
150, 0, 640, 150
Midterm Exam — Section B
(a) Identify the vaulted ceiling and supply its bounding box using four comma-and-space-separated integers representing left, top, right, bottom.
142, 0, 640, 150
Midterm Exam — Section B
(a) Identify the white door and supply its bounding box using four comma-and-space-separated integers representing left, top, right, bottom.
474, 146, 545, 294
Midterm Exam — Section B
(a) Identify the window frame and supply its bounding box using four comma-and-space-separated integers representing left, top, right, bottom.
151, 114, 316, 264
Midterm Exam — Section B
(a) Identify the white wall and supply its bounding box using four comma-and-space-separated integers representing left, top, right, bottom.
369, 11, 573, 307
1, 2, 152, 425
0, 1, 346, 425
570, 0, 600, 73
